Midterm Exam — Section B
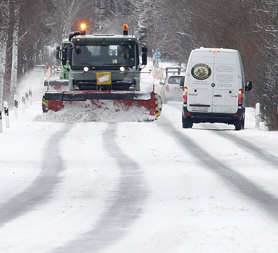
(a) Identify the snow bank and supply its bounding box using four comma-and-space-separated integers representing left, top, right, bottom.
36, 102, 156, 123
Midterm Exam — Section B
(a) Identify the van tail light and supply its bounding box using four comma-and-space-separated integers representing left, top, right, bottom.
183, 87, 188, 105
238, 89, 243, 106
166, 84, 169, 91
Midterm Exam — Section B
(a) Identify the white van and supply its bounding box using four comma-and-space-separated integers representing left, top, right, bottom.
182, 48, 252, 130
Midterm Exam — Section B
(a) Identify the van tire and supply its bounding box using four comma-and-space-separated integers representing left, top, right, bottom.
234, 118, 244, 131
182, 116, 193, 128
235, 124, 241, 131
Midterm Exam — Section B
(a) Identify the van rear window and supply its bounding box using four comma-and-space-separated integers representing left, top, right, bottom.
168, 76, 184, 84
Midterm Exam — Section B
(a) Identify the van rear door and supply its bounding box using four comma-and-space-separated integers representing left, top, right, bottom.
187, 51, 214, 113
187, 50, 240, 114
213, 51, 239, 113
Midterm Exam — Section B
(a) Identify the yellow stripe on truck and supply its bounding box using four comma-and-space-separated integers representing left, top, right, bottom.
42, 95, 48, 106
42, 94, 49, 113
155, 93, 162, 117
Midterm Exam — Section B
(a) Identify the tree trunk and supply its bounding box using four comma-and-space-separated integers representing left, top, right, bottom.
3, 0, 15, 104
11, 12, 19, 102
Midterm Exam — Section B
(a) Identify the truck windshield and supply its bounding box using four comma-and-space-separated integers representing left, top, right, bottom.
72, 44, 136, 68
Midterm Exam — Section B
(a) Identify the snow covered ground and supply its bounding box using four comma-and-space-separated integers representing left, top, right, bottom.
0, 67, 278, 252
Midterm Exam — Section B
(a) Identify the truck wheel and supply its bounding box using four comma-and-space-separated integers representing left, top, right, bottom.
182, 115, 193, 128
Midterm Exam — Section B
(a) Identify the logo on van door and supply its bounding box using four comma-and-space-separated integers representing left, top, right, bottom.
191, 64, 211, 80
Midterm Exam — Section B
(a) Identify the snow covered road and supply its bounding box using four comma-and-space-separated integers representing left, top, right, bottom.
0, 100, 278, 252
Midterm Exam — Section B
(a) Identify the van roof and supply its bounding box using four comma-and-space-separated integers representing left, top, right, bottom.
193, 48, 239, 53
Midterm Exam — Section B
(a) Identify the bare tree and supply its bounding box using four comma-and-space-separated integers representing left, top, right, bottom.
0, 0, 10, 106
3, 0, 16, 104
17, 0, 55, 78
251, 0, 278, 129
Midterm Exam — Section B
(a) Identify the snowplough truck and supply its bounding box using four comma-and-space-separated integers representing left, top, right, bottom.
42, 24, 162, 120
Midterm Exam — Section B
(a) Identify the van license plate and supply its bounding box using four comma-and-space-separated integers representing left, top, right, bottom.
191, 107, 208, 112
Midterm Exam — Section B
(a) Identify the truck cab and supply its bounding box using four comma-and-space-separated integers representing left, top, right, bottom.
67, 35, 147, 91
64, 25, 147, 92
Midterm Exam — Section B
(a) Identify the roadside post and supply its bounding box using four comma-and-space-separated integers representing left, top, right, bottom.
277, 106, 278, 129
14, 95, 18, 119
22, 95, 26, 114
4, 101, 9, 128
0, 109, 2, 133
29, 90, 32, 105
255, 103, 261, 129
25, 92, 29, 108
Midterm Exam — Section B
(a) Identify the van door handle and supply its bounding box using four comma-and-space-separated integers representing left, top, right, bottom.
214, 94, 222, 97
211, 83, 215, 87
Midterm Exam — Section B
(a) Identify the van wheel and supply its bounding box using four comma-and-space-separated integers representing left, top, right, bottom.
182, 116, 193, 128
235, 124, 241, 131
234, 118, 244, 131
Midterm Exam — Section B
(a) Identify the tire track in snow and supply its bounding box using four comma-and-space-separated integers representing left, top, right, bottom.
168, 102, 278, 167
159, 115, 278, 222
55, 123, 148, 253
0, 124, 72, 227
215, 131, 278, 168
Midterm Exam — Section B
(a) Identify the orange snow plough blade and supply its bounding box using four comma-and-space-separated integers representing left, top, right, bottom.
42, 90, 162, 121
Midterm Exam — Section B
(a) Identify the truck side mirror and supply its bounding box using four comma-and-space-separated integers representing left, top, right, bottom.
61, 45, 69, 66
142, 52, 147, 65
141, 45, 147, 65
62, 54, 67, 66
64, 46, 72, 66
245, 81, 252, 91
56, 46, 60, 60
